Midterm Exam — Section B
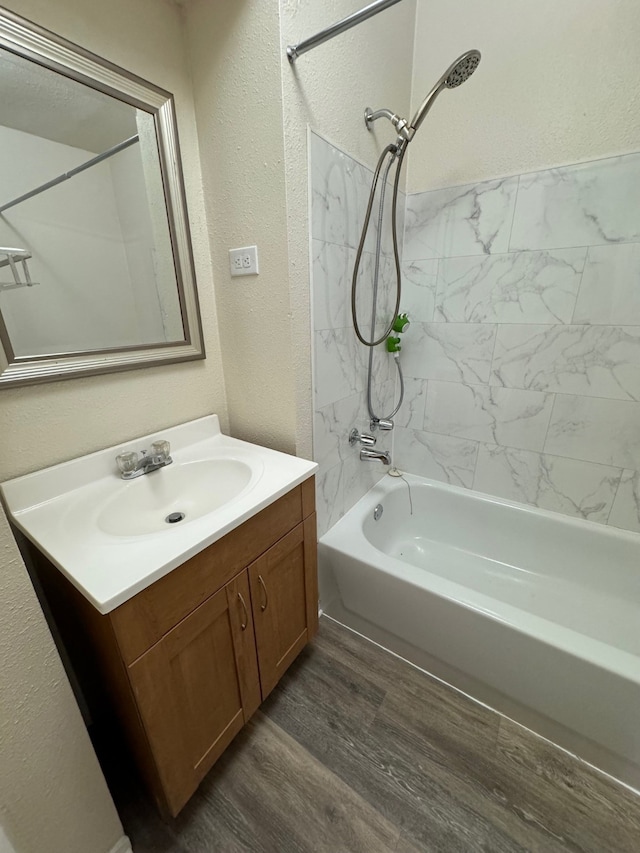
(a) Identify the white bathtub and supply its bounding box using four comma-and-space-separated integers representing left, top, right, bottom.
319, 473, 640, 789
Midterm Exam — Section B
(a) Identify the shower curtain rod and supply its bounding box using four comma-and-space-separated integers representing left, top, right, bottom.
0, 134, 140, 214
287, 0, 404, 62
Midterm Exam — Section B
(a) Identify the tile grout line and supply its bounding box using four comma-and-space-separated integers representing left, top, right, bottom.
470, 431, 482, 491
318, 318, 640, 333
540, 390, 558, 457
311, 234, 402, 256
569, 245, 590, 324
506, 174, 521, 253
419, 379, 429, 432
400, 421, 629, 478
402, 362, 640, 409
401, 147, 640, 197
427, 320, 640, 329
402, 240, 640, 264
604, 468, 625, 526
431, 256, 441, 323
487, 322, 500, 386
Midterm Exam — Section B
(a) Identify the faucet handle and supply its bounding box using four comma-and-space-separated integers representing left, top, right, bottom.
371, 418, 394, 431
151, 439, 171, 462
116, 451, 139, 476
349, 428, 376, 447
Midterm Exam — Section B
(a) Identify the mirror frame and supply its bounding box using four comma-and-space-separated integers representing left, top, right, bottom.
0, 8, 205, 386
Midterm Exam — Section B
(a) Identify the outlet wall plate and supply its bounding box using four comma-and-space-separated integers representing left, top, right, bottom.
229, 245, 259, 276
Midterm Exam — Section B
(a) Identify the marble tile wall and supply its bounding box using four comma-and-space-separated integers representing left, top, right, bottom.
398, 151, 640, 533
310, 132, 401, 536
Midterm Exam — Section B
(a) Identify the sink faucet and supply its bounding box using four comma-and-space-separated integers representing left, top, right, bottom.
116, 440, 173, 479
360, 448, 392, 465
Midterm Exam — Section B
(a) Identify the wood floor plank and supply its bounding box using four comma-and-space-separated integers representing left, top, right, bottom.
377, 669, 499, 758
394, 834, 430, 853
261, 634, 386, 742
318, 617, 502, 755
316, 621, 589, 851
371, 688, 571, 853
493, 718, 640, 853
172, 732, 266, 853
173, 712, 402, 853
265, 635, 532, 852
317, 617, 437, 698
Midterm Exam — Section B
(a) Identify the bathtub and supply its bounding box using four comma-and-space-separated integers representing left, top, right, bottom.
319, 473, 640, 789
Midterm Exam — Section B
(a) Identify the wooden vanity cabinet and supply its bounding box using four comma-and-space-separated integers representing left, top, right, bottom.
127, 569, 261, 813
34, 477, 317, 817
249, 516, 318, 698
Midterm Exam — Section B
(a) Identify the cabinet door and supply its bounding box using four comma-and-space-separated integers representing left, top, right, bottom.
127, 570, 260, 816
249, 515, 318, 698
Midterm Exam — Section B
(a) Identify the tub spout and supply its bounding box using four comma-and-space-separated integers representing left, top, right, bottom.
360, 448, 391, 465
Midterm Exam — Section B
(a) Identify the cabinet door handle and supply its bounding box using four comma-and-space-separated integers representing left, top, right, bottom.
258, 574, 268, 611
237, 592, 248, 630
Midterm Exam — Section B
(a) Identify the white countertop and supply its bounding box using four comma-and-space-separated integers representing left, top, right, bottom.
1, 415, 317, 614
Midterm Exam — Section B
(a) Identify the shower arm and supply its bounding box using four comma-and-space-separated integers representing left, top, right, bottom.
287, 0, 404, 62
364, 107, 412, 146
364, 81, 448, 145
363, 51, 479, 143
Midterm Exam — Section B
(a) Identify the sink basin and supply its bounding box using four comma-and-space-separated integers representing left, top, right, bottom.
97, 459, 253, 536
0, 415, 317, 613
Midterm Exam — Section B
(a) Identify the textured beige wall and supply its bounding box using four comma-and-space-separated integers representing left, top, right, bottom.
0, 1, 227, 851
183, 0, 296, 454
407, 0, 640, 192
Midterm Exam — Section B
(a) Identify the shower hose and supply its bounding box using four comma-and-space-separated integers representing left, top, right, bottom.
351, 141, 407, 424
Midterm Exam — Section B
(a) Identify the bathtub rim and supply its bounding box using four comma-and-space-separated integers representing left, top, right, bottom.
329, 469, 640, 548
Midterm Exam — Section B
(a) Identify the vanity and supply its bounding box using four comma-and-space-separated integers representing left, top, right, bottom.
1, 416, 318, 817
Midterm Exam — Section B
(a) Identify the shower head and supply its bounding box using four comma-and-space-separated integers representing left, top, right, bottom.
444, 50, 482, 89
409, 50, 481, 135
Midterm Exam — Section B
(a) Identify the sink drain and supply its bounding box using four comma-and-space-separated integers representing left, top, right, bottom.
165, 511, 186, 524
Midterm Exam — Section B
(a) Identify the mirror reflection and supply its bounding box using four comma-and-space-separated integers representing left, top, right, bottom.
0, 48, 185, 359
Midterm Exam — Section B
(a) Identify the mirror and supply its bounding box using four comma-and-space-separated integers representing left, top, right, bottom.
0, 9, 204, 386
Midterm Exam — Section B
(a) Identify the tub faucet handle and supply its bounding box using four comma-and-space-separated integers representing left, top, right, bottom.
349, 428, 376, 447
371, 418, 394, 431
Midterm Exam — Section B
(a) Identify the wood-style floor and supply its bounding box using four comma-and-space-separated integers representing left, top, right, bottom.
107, 617, 640, 852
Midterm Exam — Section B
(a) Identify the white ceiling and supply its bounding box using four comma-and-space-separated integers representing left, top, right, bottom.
0, 48, 138, 153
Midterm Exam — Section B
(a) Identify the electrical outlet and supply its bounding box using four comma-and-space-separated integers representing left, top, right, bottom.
229, 245, 259, 277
